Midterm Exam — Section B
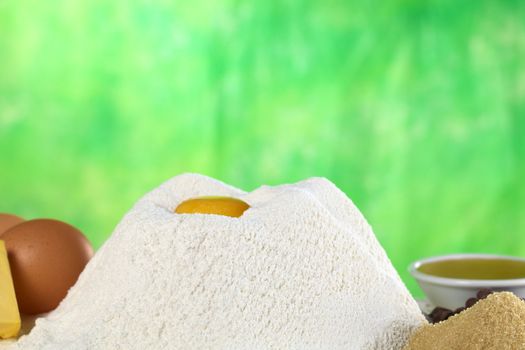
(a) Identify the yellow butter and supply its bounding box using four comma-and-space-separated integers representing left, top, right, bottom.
0, 240, 20, 339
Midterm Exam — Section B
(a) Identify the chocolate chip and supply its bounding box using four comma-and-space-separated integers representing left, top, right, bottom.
454, 307, 466, 314
429, 307, 454, 323
441, 310, 454, 322
476, 289, 493, 300
465, 298, 478, 308
430, 307, 451, 317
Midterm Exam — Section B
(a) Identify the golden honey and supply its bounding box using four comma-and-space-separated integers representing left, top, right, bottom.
418, 258, 525, 280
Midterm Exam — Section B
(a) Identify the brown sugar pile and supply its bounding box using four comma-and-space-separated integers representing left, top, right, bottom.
403, 292, 525, 350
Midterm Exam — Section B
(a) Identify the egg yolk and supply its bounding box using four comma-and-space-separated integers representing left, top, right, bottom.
174, 196, 249, 217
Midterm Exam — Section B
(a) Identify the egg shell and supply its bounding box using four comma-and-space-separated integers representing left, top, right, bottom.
0, 213, 24, 236
2, 219, 94, 315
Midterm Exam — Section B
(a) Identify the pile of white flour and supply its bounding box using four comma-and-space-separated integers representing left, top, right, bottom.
4, 174, 425, 349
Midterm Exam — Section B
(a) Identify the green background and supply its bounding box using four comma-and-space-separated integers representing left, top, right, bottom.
1, 0, 524, 296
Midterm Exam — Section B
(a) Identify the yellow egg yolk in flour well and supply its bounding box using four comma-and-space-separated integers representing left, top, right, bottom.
175, 196, 249, 218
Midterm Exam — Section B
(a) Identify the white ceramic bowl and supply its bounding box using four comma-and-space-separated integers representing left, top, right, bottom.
409, 254, 525, 310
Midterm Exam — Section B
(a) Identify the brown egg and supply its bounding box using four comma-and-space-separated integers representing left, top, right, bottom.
2, 219, 94, 315
0, 213, 24, 236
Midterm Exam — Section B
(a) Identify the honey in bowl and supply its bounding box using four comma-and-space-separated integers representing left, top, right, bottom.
417, 257, 525, 280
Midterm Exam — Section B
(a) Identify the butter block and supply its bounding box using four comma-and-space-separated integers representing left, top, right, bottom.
0, 240, 21, 339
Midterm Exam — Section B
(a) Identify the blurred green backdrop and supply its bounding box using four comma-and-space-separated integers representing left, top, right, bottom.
1, 0, 524, 296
